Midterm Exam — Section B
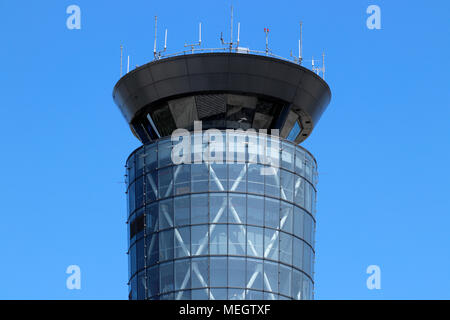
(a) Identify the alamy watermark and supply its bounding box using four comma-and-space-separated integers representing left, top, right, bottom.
66, 265, 81, 290
366, 265, 381, 290
366, 5, 381, 30
66, 5, 81, 30
171, 121, 280, 175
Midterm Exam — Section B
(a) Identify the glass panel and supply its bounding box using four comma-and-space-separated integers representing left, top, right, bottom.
158, 140, 173, 167
210, 224, 227, 255
191, 288, 209, 300
305, 182, 312, 213
175, 259, 191, 291
279, 232, 293, 265
127, 154, 135, 183
280, 202, 293, 234
130, 211, 144, 240
191, 163, 209, 193
264, 198, 280, 229
228, 224, 246, 255
158, 167, 173, 198
159, 262, 174, 294
160, 292, 174, 300
293, 206, 304, 240
280, 170, 294, 202
159, 199, 173, 230
210, 163, 227, 192
174, 164, 191, 195
145, 171, 158, 202
128, 182, 135, 214
264, 228, 279, 260
136, 238, 144, 271
135, 177, 144, 209
191, 257, 209, 288
191, 194, 208, 224
304, 213, 313, 245
246, 258, 263, 290
287, 121, 301, 141
247, 163, 264, 195
210, 288, 228, 300
247, 195, 264, 226
263, 260, 278, 293
302, 275, 312, 300
281, 142, 294, 171
303, 244, 312, 276
247, 226, 263, 258
294, 176, 305, 208
228, 288, 245, 300
174, 195, 190, 227
135, 149, 145, 178
292, 269, 303, 300
175, 290, 191, 300
264, 167, 280, 198
146, 232, 158, 266
293, 237, 304, 269
130, 276, 137, 300
279, 264, 292, 297
228, 163, 246, 192
174, 226, 190, 258
129, 242, 136, 277
159, 229, 174, 262
305, 159, 312, 182
191, 225, 208, 256
146, 202, 158, 234
147, 265, 159, 298
228, 257, 246, 288
137, 271, 146, 300
246, 290, 263, 300
144, 144, 157, 172
210, 193, 227, 223
210, 257, 227, 287
168, 96, 198, 129
228, 194, 246, 224
295, 149, 305, 177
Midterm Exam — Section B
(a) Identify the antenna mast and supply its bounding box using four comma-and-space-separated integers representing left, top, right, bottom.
221, 5, 239, 51
185, 22, 202, 52
312, 52, 326, 79
264, 27, 270, 55
290, 21, 303, 65
153, 16, 157, 59
120, 45, 123, 77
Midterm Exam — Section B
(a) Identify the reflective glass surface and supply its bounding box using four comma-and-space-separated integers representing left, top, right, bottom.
126, 131, 317, 300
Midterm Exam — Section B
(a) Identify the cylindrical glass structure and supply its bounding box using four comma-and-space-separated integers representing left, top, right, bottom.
126, 131, 317, 300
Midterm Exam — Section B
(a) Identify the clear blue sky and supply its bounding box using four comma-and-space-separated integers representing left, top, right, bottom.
0, 0, 449, 299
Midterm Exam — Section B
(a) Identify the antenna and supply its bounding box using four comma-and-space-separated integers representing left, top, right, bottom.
264, 27, 270, 55
311, 52, 326, 79
153, 16, 168, 59
230, 5, 233, 49
290, 21, 303, 65
221, 5, 239, 51
164, 29, 168, 50
300, 22, 303, 63
153, 16, 157, 59
237, 22, 240, 47
185, 22, 202, 52
322, 52, 325, 80
120, 45, 123, 77
127, 55, 130, 73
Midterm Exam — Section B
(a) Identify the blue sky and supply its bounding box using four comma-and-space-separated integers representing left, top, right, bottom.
0, 0, 449, 299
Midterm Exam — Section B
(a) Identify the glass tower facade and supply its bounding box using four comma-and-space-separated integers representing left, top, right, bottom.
126, 131, 317, 300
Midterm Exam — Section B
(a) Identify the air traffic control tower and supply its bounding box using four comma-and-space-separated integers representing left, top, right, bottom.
113, 18, 331, 300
